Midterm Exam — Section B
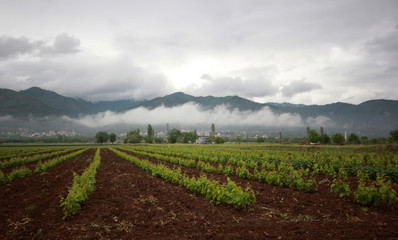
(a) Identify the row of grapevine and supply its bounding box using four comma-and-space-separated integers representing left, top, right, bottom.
0, 167, 31, 185
127, 145, 397, 206
0, 148, 89, 185
0, 148, 80, 169
130, 145, 398, 181
60, 148, 102, 219
110, 148, 256, 209
330, 169, 397, 206
123, 147, 318, 192
0, 146, 65, 160
34, 148, 89, 173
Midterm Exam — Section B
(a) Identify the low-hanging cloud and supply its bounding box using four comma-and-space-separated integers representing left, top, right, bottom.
305, 115, 335, 128
70, 102, 304, 128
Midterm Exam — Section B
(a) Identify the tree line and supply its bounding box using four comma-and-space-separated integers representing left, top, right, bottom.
94, 125, 398, 145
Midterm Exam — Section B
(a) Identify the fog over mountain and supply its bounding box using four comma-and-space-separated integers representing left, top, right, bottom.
0, 87, 396, 137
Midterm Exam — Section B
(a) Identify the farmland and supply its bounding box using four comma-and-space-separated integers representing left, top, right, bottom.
0, 144, 397, 239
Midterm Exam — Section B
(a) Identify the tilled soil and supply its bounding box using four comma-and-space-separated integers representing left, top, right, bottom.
1, 148, 398, 239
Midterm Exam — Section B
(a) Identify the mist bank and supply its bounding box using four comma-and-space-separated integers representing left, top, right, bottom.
1, 102, 395, 138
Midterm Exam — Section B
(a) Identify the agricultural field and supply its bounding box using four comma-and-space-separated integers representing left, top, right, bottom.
0, 144, 397, 239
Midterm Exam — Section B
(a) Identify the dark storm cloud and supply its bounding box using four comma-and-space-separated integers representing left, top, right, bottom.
281, 80, 322, 98
0, 36, 36, 59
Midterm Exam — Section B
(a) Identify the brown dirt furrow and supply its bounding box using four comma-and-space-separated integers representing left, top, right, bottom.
0, 148, 96, 239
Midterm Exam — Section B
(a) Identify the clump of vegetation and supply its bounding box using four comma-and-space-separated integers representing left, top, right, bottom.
354, 172, 397, 206
331, 168, 351, 198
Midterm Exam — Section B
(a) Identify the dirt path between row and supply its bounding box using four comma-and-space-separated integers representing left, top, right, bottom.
0, 148, 96, 239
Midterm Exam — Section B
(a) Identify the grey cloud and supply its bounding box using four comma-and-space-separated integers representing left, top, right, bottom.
366, 28, 398, 53
188, 74, 278, 98
0, 34, 80, 60
0, 36, 36, 59
281, 80, 322, 97
1, 55, 172, 101
40, 33, 80, 56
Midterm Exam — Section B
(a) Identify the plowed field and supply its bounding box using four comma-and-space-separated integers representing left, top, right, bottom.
1, 148, 397, 239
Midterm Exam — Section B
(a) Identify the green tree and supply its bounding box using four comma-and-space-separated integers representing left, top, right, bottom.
183, 130, 198, 143
308, 129, 321, 143
169, 128, 181, 143
390, 129, 398, 142
332, 133, 345, 144
361, 136, 369, 144
95, 131, 109, 144
215, 136, 225, 144
320, 134, 331, 144
109, 133, 116, 144
211, 123, 215, 136
347, 133, 360, 144
126, 129, 142, 143
146, 124, 154, 143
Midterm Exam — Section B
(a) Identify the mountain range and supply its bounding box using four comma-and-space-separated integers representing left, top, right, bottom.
0, 87, 397, 137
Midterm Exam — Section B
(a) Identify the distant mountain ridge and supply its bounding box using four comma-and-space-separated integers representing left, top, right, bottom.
0, 87, 142, 117
0, 87, 397, 136
130, 92, 264, 111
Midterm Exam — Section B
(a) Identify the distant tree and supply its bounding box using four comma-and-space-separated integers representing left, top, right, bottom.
332, 133, 345, 144
256, 137, 265, 143
215, 136, 225, 144
169, 128, 181, 143
320, 134, 331, 144
109, 133, 116, 144
235, 135, 242, 144
306, 126, 310, 141
183, 130, 198, 143
146, 124, 154, 143
347, 133, 360, 144
320, 126, 324, 137
96, 131, 109, 144
308, 129, 321, 143
211, 123, 216, 136
155, 137, 165, 143
361, 136, 369, 144
126, 129, 142, 143
390, 129, 398, 142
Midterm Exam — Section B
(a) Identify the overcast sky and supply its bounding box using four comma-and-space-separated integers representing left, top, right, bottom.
1, 0, 397, 104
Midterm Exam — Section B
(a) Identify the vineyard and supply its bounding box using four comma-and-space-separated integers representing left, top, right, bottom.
0, 144, 397, 239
